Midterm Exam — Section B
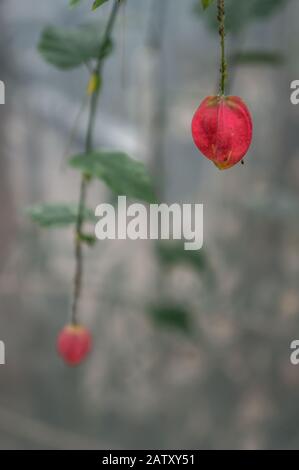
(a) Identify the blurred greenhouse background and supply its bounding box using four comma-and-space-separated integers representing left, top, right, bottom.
0, 0, 299, 449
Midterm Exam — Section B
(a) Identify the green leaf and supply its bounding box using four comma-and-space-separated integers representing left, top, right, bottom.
38, 24, 113, 69
69, 0, 110, 9
201, 0, 215, 9
156, 241, 207, 275
92, 0, 109, 10
27, 203, 96, 228
77, 232, 97, 246
70, 151, 157, 204
230, 50, 285, 66
148, 304, 193, 335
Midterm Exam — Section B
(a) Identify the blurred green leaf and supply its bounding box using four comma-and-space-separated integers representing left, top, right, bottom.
230, 50, 285, 66
156, 240, 207, 275
148, 304, 193, 335
92, 0, 109, 10
77, 232, 97, 245
38, 24, 113, 69
69, 0, 110, 9
27, 203, 96, 228
194, 0, 290, 34
202, 0, 215, 9
70, 151, 157, 203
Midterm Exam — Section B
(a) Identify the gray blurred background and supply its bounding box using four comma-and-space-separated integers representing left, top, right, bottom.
1, 0, 299, 450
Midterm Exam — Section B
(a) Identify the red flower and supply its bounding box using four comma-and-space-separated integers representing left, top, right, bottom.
57, 324, 92, 366
192, 95, 253, 170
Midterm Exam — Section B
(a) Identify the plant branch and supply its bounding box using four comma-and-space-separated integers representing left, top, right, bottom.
71, 0, 122, 324
217, 0, 227, 95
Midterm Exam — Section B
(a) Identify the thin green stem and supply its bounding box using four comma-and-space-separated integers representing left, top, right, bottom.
71, 96, 97, 325
217, 0, 227, 95
97, 0, 122, 65
71, 0, 122, 325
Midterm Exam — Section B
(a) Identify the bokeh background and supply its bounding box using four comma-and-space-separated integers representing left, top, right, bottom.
1, 0, 299, 450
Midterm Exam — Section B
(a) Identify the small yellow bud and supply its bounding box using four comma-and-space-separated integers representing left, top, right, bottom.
87, 73, 101, 95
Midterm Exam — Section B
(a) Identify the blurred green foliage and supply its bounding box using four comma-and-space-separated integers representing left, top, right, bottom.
69, 0, 110, 10
70, 151, 157, 204
156, 240, 207, 275
201, 0, 215, 10
27, 204, 96, 228
231, 50, 285, 66
38, 25, 113, 70
147, 303, 193, 335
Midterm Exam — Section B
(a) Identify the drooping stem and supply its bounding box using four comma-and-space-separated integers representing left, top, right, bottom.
71, 0, 122, 325
217, 0, 227, 95
71, 106, 96, 325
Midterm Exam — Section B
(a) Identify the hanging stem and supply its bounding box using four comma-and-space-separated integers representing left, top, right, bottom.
71, 0, 122, 325
217, 0, 227, 95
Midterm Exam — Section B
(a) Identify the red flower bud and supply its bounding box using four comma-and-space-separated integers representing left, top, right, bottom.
191, 95, 253, 170
57, 324, 92, 366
